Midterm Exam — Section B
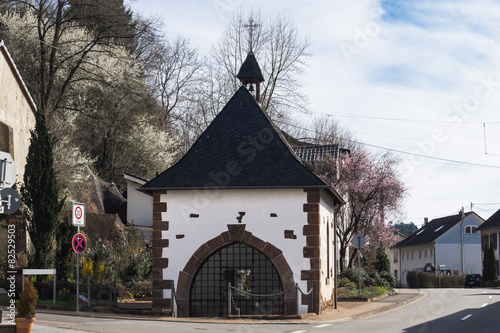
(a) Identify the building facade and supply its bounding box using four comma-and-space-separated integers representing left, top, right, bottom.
140, 52, 344, 317
394, 212, 484, 286
477, 209, 500, 277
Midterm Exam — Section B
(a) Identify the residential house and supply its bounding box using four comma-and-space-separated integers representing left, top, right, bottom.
476, 209, 500, 277
393, 211, 484, 287
389, 231, 407, 287
0, 41, 37, 268
139, 51, 344, 317
0, 40, 36, 183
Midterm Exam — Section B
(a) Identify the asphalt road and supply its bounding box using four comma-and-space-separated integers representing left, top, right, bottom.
30, 288, 500, 333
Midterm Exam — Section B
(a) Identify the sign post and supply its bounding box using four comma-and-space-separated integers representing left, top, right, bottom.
350, 232, 368, 296
72, 202, 86, 312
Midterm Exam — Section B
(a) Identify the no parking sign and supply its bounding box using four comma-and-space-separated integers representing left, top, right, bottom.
72, 233, 87, 254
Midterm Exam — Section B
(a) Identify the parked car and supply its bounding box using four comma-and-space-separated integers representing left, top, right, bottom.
464, 274, 482, 287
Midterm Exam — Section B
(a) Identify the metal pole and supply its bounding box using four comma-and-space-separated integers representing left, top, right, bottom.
53, 272, 56, 306
296, 283, 299, 315
87, 276, 91, 309
76, 253, 80, 312
358, 239, 362, 297
311, 283, 315, 314
228, 282, 231, 316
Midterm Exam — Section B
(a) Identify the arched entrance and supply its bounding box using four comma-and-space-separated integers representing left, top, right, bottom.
190, 242, 284, 317
176, 224, 296, 317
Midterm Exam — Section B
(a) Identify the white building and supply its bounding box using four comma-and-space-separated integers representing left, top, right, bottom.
393, 211, 484, 287
139, 51, 344, 317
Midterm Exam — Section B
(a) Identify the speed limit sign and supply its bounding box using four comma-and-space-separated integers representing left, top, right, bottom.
72, 202, 86, 227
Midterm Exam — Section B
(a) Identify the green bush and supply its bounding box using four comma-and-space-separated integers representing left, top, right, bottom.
339, 267, 369, 287
338, 277, 356, 289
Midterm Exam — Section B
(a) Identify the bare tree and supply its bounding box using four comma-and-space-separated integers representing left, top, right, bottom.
146, 36, 202, 132
207, 9, 311, 121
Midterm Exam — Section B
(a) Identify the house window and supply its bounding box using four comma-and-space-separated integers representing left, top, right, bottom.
419, 250, 422, 259
411, 251, 414, 260
465, 225, 477, 234
492, 233, 498, 250
424, 249, 427, 258
393, 252, 398, 263
406, 251, 409, 261
402, 251, 405, 262
430, 248, 433, 257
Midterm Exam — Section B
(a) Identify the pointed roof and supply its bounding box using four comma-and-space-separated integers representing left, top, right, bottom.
140, 87, 343, 204
476, 209, 500, 230
395, 212, 482, 247
236, 52, 264, 83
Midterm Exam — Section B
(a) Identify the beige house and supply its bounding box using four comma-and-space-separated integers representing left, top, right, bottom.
0, 40, 37, 268
0, 40, 37, 181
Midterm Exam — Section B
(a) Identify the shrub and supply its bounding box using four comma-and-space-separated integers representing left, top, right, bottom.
17, 279, 39, 319
338, 277, 356, 289
57, 288, 73, 303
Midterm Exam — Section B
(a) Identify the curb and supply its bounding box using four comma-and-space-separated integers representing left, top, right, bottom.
28, 291, 426, 325
324, 290, 425, 324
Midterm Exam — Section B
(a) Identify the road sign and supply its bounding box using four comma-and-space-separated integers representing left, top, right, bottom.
72, 202, 86, 227
0, 187, 20, 214
0, 151, 16, 188
350, 232, 368, 250
72, 233, 87, 254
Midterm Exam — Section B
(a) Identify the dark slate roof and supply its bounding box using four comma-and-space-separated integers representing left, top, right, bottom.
396, 212, 473, 247
477, 209, 500, 230
294, 145, 339, 163
236, 52, 264, 83
140, 87, 343, 203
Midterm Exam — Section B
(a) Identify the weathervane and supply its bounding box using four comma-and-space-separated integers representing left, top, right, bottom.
244, 18, 259, 52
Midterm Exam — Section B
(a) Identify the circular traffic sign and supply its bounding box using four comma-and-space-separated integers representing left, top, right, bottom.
75, 206, 82, 220
72, 233, 87, 254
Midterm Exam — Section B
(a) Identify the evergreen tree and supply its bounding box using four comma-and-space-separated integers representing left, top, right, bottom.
483, 242, 498, 283
55, 217, 76, 281
21, 111, 65, 269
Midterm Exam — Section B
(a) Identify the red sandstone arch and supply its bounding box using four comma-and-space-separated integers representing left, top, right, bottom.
176, 224, 296, 317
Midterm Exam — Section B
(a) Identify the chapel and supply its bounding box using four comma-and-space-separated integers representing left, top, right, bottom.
140, 49, 344, 317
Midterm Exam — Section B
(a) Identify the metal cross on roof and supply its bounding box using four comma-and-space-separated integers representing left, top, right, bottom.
244, 18, 259, 52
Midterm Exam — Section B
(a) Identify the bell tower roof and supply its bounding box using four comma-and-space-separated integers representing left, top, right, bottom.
236, 51, 264, 84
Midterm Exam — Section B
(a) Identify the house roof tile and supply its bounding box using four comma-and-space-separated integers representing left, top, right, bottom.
476, 209, 500, 230
396, 212, 473, 247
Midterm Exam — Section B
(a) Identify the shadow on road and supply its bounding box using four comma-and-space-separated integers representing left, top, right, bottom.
403, 300, 499, 333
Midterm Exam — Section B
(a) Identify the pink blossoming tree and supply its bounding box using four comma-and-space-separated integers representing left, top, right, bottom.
314, 148, 406, 271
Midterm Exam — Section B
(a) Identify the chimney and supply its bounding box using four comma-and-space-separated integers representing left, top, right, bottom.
424, 218, 428, 225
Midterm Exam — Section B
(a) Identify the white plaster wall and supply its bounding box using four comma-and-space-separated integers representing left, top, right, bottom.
126, 179, 153, 227
160, 188, 313, 314
319, 190, 335, 306
0, 46, 36, 182
399, 245, 435, 287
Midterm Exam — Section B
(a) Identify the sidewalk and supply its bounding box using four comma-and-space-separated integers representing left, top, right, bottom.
2, 289, 424, 325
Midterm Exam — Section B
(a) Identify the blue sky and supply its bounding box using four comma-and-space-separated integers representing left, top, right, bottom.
128, 0, 500, 225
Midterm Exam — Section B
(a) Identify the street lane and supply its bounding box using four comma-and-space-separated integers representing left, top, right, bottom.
31, 288, 500, 333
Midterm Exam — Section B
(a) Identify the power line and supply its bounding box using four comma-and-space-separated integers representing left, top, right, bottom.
278, 120, 500, 169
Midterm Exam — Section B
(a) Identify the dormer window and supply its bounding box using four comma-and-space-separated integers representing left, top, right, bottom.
434, 226, 444, 232
465, 225, 477, 234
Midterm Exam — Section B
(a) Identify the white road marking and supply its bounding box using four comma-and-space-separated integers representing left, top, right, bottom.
290, 331, 307, 333
489, 296, 493, 299
481, 303, 489, 308
314, 324, 333, 328
461, 314, 472, 321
